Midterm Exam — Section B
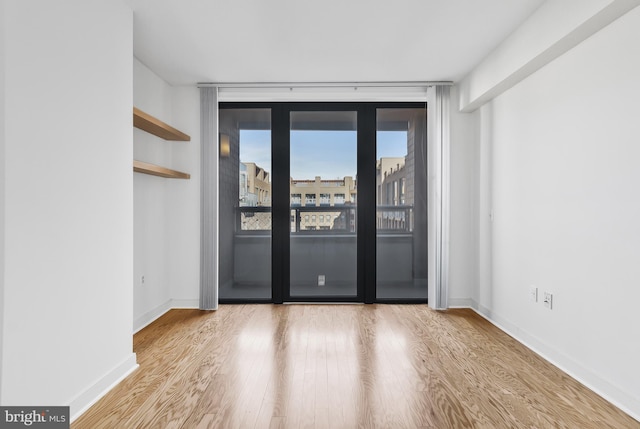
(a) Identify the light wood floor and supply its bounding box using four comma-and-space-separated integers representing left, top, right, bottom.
72, 305, 638, 428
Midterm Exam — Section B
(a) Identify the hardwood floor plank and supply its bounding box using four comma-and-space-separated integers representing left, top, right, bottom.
72, 305, 639, 429
194, 413, 216, 429
269, 416, 286, 429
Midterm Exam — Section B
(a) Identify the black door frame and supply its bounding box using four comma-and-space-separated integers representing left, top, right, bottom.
219, 101, 426, 304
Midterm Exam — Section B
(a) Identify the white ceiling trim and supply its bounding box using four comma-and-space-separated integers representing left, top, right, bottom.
199, 81, 453, 88
206, 81, 452, 102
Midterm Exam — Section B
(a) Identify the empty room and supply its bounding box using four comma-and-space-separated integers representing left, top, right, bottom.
1, 0, 639, 428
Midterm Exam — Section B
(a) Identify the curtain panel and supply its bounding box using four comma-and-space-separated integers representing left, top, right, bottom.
199, 87, 219, 310
427, 85, 450, 310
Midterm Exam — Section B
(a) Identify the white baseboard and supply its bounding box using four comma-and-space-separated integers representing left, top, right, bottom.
448, 297, 474, 308
466, 299, 640, 423
133, 299, 200, 334
69, 353, 138, 423
170, 298, 199, 308
133, 299, 173, 334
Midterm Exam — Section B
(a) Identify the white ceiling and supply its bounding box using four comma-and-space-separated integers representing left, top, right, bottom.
131, 0, 546, 86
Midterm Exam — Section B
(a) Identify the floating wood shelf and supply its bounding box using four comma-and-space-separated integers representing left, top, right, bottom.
133, 160, 190, 179
133, 107, 191, 141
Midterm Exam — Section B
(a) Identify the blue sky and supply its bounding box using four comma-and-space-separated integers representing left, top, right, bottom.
240, 130, 407, 179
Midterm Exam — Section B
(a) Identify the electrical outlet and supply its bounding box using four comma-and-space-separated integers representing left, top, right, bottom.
543, 292, 553, 309
318, 275, 325, 286
141, 275, 145, 285
529, 286, 538, 302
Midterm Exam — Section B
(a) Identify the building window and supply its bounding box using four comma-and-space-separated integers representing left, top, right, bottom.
319, 193, 331, 206
291, 194, 301, 206
334, 193, 345, 205
305, 193, 316, 205
239, 172, 248, 202
393, 181, 399, 205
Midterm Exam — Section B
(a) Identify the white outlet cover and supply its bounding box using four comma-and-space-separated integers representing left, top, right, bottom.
543, 292, 553, 309
530, 287, 538, 302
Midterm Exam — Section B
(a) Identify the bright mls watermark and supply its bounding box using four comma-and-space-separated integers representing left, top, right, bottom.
0, 407, 69, 428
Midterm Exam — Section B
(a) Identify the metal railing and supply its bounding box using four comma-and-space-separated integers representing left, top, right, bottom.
236, 205, 413, 233
290, 206, 356, 233
236, 206, 271, 233
376, 205, 412, 233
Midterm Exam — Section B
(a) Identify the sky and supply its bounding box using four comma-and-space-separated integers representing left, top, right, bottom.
240, 130, 407, 179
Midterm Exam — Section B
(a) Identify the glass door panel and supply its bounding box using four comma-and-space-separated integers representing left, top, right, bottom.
376, 108, 428, 300
219, 109, 272, 300
289, 111, 358, 298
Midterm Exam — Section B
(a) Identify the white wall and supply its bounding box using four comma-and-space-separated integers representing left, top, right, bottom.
133, 59, 200, 332
133, 59, 174, 330
448, 86, 479, 306
167, 87, 201, 305
1, 0, 136, 419
475, 5, 640, 418
0, 0, 6, 406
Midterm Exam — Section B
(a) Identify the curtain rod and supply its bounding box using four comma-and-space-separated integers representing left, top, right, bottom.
198, 81, 453, 89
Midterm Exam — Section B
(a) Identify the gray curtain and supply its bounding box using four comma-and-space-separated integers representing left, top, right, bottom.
427, 85, 450, 310
199, 87, 219, 310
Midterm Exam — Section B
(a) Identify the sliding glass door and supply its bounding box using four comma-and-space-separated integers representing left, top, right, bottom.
218, 103, 427, 303
376, 108, 428, 300
218, 108, 272, 301
288, 111, 358, 299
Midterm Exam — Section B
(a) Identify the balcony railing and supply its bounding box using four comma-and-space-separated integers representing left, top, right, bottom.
236, 206, 271, 233
236, 205, 414, 234
291, 206, 356, 233
376, 205, 412, 233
